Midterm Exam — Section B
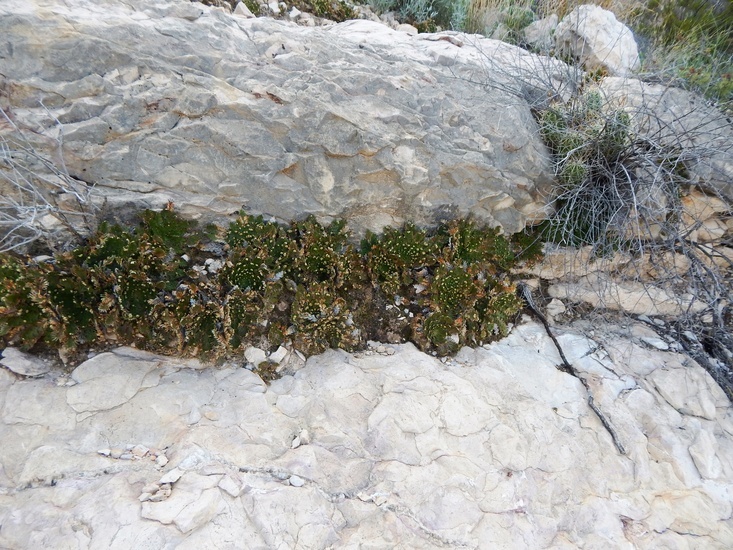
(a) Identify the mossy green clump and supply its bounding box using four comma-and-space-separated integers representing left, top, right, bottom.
291, 282, 359, 355
362, 222, 436, 296
0, 255, 53, 349
0, 208, 541, 371
362, 218, 536, 352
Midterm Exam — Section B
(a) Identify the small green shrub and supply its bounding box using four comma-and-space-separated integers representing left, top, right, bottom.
633, 0, 733, 111
242, 0, 261, 16
536, 87, 647, 250
291, 0, 357, 21
369, 0, 460, 30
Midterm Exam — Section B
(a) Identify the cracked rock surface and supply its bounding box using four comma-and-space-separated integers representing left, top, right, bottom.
1, 321, 732, 548
0, 0, 562, 236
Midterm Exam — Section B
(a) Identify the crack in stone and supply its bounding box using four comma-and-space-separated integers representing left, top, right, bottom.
233, 462, 476, 547
7, 460, 159, 493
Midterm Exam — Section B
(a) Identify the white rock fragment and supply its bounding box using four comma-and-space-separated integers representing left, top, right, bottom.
159, 468, 184, 484
268, 346, 288, 364
110, 448, 123, 459
156, 454, 169, 468
288, 475, 305, 487
218, 475, 242, 498
139, 492, 153, 502
291, 436, 301, 449
97, 449, 111, 457
267, 1, 279, 14
244, 346, 267, 367
641, 336, 669, 351
0, 348, 51, 377
131, 444, 149, 458
174, 488, 225, 534
689, 430, 723, 479
396, 23, 418, 35
233, 1, 255, 18
204, 258, 223, 274
546, 298, 566, 318
555, 4, 640, 76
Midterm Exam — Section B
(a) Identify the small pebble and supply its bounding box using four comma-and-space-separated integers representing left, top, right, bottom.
204, 410, 219, 421
268, 346, 288, 364
131, 444, 149, 458
119, 453, 134, 460
156, 455, 169, 467
97, 449, 111, 457
640, 336, 669, 351
245, 346, 267, 366
139, 492, 153, 502
110, 448, 123, 459
159, 468, 184, 484
289, 475, 305, 487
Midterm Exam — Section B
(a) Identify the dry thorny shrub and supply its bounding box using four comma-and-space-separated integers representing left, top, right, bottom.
464, 35, 733, 396
0, 106, 97, 254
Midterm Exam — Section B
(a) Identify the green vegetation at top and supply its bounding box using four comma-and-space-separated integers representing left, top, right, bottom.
0, 208, 541, 373
363, 0, 731, 110
635, 0, 732, 109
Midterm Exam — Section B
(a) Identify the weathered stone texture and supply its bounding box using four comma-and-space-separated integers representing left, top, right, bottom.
0, 0, 565, 235
1, 322, 732, 548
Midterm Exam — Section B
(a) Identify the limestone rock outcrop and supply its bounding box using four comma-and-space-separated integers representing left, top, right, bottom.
555, 4, 640, 77
1, 322, 732, 548
600, 77, 733, 202
0, 0, 569, 236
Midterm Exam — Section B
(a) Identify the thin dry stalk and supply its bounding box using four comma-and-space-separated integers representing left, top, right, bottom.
0, 106, 97, 253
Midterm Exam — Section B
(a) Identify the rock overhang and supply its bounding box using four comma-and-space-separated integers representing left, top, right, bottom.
1, 0, 566, 237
